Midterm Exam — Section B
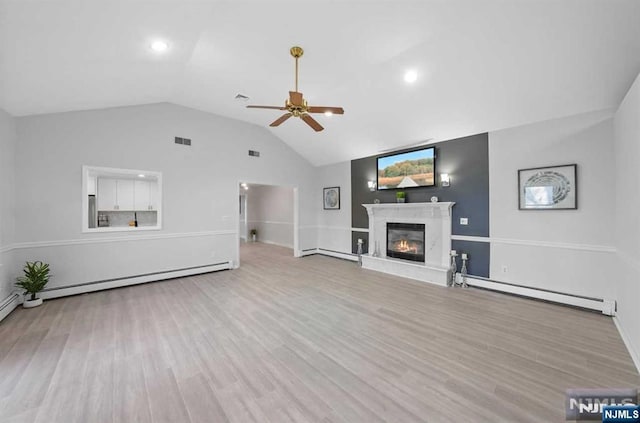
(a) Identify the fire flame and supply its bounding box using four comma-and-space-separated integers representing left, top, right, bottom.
394, 239, 419, 253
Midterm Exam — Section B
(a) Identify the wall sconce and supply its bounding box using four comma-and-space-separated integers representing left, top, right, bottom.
368, 180, 377, 191
440, 173, 450, 187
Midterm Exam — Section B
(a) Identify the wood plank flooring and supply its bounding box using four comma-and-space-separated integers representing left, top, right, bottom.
0, 242, 638, 422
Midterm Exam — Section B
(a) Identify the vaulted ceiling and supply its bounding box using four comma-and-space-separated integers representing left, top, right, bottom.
2, 0, 639, 166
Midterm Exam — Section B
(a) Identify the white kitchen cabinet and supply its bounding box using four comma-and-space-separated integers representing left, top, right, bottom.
134, 180, 160, 210
83, 166, 163, 232
134, 180, 151, 210
117, 179, 135, 210
97, 178, 117, 210
149, 181, 159, 210
97, 178, 134, 210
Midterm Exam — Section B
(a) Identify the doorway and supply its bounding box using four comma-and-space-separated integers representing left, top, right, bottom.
237, 182, 299, 265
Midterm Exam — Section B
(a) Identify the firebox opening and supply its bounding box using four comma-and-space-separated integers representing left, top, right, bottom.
386, 222, 425, 262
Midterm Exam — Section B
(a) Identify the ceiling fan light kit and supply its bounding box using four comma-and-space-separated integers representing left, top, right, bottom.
246, 46, 344, 132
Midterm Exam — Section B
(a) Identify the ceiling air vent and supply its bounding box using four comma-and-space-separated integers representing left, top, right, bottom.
175, 137, 192, 146
248, 150, 260, 157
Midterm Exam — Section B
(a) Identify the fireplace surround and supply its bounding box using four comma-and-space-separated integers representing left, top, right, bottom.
361, 202, 455, 286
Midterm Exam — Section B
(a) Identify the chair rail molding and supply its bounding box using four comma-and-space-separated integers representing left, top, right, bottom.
451, 235, 615, 253
10, 230, 237, 250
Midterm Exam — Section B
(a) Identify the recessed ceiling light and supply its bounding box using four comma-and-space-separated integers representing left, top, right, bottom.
138, 174, 145, 178
404, 70, 418, 83
324, 111, 333, 117
151, 41, 169, 52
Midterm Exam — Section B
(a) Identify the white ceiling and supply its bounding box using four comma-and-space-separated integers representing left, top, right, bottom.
2, 0, 640, 166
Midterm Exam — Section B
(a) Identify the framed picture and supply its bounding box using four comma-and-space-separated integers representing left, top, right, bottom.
323, 187, 340, 210
518, 164, 577, 210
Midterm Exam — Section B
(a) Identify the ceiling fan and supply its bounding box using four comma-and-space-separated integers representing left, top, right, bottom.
246, 46, 344, 132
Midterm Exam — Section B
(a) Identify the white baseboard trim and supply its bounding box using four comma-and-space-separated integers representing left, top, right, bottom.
299, 249, 317, 257
318, 248, 358, 262
613, 316, 640, 375
39, 262, 232, 300
298, 248, 358, 262
258, 239, 294, 249
0, 292, 20, 323
466, 277, 612, 314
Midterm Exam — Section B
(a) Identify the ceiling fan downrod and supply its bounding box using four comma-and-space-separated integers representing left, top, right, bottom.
290, 46, 303, 92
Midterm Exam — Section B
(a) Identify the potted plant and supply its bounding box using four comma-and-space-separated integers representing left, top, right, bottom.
396, 191, 406, 203
250, 229, 257, 242
15, 261, 50, 308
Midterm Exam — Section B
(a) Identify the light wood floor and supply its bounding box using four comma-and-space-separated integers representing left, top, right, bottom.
1, 243, 638, 423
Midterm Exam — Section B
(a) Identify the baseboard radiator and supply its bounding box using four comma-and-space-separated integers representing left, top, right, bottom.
39, 262, 232, 300
300, 248, 358, 262
0, 262, 232, 322
466, 276, 615, 315
0, 292, 20, 323
296, 251, 614, 315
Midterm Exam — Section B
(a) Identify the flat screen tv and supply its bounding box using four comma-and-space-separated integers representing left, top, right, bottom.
377, 147, 435, 190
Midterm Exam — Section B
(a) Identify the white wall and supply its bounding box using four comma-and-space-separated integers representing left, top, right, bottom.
489, 109, 616, 299
13, 103, 317, 292
246, 185, 294, 248
0, 108, 17, 304
613, 73, 640, 370
316, 161, 352, 254
239, 193, 247, 240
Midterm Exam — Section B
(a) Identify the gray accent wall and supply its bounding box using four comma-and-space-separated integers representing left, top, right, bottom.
350, 133, 490, 277
450, 240, 490, 278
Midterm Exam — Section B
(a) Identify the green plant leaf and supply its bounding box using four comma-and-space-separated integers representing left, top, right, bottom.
15, 261, 50, 298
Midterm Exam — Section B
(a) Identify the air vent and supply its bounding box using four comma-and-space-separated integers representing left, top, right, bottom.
248, 150, 260, 157
235, 94, 250, 101
175, 137, 192, 146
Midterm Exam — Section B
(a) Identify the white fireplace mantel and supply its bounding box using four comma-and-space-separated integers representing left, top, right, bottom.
361, 202, 455, 286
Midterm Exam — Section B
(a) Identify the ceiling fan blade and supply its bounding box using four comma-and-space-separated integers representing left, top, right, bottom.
289, 91, 304, 106
307, 106, 345, 115
269, 113, 293, 127
301, 114, 324, 132
246, 105, 287, 110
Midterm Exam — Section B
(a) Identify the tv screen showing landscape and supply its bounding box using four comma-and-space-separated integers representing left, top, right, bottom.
377, 147, 435, 190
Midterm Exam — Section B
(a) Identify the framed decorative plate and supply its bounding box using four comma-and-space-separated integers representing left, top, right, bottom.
323, 187, 340, 210
518, 164, 577, 210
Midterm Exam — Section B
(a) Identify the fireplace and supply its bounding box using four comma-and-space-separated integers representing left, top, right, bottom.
363, 202, 454, 286
386, 222, 425, 262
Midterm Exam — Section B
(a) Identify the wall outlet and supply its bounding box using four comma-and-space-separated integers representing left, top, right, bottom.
501, 265, 508, 273
460, 218, 469, 225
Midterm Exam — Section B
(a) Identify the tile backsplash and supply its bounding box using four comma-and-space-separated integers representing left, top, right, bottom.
97, 211, 158, 227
